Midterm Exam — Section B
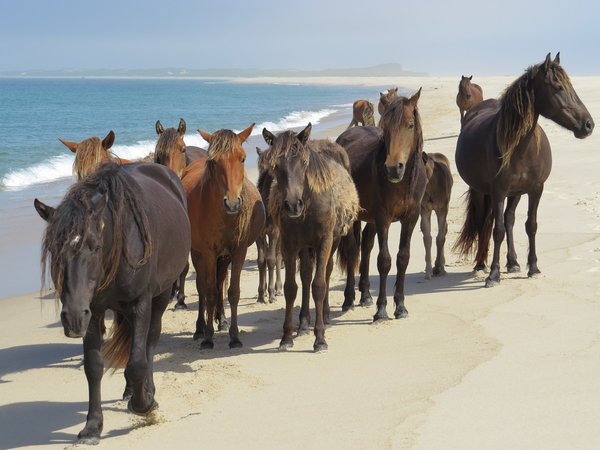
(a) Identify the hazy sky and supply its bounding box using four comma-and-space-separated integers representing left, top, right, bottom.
1, 0, 598, 75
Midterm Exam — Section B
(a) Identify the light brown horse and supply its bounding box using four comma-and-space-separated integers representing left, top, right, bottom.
263, 123, 359, 351
420, 152, 453, 279
182, 124, 265, 349
59, 130, 131, 179
456, 75, 483, 121
377, 87, 399, 120
154, 118, 188, 177
347, 100, 376, 128
454, 53, 594, 287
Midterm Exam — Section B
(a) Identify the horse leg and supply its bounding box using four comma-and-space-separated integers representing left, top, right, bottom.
324, 240, 338, 326
341, 221, 359, 311
279, 252, 298, 351
274, 231, 283, 296
126, 297, 157, 415
227, 249, 247, 348
199, 261, 218, 349
144, 289, 170, 397
486, 194, 507, 287
77, 311, 104, 445
256, 236, 267, 304
473, 191, 491, 272
420, 207, 433, 279
174, 261, 189, 310
298, 248, 313, 336
374, 219, 392, 322
216, 256, 230, 332
359, 223, 376, 307
433, 206, 449, 276
526, 185, 544, 277
313, 237, 334, 352
191, 251, 207, 341
267, 230, 278, 302
504, 195, 522, 273
394, 214, 419, 318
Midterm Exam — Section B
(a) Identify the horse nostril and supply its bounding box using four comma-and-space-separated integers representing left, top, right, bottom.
297, 199, 304, 210
83, 309, 91, 317
397, 163, 404, 171
585, 119, 594, 132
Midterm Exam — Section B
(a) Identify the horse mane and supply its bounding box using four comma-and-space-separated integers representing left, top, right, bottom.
154, 128, 181, 165
42, 163, 153, 296
379, 96, 424, 189
73, 137, 108, 180
496, 61, 575, 170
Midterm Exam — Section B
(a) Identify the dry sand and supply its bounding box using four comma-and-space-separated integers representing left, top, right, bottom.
1, 75, 599, 449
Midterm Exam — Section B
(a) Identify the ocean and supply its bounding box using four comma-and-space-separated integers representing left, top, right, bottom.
0, 77, 379, 298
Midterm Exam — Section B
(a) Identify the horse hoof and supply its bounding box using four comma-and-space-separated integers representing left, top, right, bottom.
313, 342, 328, 353
373, 311, 389, 322
507, 265, 521, 273
297, 327, 311, 336
269, 297, 277, 304
174, 302, 187, 311
278, 340, 293, 351
229, 340, 243, 349
528, 269, 541, 278
432, 267, 447, 277
122, 390, 133, 402
424, 272, 432, 280
192, 331, 203, 341
257, 297, 267, 304
341, 302, 354, 312
485, 277, 500, 288
359, 297, 374, 307
275, 289, 283, 296
218, 322, 229, 332
127, 399, 158, 416
394, 308, 408, 319
77, 436, 100, 446
200, 340, 214, 350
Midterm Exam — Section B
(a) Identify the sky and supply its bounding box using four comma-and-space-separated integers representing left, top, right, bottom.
0, 0, 598, 75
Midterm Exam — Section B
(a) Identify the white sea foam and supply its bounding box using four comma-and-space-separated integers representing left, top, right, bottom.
1, 154, 75, 189
252, 108, 337, 135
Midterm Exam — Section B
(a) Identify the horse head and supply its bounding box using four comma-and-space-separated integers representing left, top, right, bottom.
531, 52, 594, 139
262, 123, 312, 218
155, 118, 187, 177
60, 130, 115, 180
379, 89, 422, 183
459, 75, 473, 98
199, 124, 253, 214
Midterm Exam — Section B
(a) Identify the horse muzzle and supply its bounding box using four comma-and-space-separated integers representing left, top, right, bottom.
60, 308, 91, 338
385, 163, 405, 184
224, 196, 242, 215
574, 117, 594, 139
283, 198, 304, 218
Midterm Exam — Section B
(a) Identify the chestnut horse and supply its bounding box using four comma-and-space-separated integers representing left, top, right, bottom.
420, 152, 453, 279
182, 125, 265, 349
337, 90, 428, 320
154, 118, 209, 309
377, 87, 399, 117
347, 99, 376, 128
263, 123, 359, 351
456, 75, 483, 121
255, 146, 283, 304
454, 53, 594, 287
41, 162, 190, 444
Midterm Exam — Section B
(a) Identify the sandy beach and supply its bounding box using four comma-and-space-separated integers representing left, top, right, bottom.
1, 74, 599, 449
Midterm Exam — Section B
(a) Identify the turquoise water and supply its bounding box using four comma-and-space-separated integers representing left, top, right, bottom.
0, 78, 379, 297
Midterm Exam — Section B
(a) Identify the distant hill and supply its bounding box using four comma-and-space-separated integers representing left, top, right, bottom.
0, 63, 426, 78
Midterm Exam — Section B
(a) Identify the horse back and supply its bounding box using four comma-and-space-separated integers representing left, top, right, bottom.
185, 146, 208, 166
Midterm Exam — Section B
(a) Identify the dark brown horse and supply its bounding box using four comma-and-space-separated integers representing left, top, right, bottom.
337, 89, 428, 320
59, 130, 131, 179
255, 146, 283, 304
456, 75, 483, 121
263, 123, 359, 351
377, 87, 399, 117
182, 125, 265, 349
420, 152, 453, 279
41, 162, 190, 444
154, 118, 209, 310
454, 53, 594, 287
347, 99, 376, 128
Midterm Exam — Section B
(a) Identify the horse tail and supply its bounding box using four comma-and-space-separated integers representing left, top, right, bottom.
453, 188, 492, 261
337, 221, 361, 275
101, 313, 131, 372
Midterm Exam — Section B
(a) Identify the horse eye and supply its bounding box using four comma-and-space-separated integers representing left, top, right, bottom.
408, 123, 415, 129
241, 157, 246, 164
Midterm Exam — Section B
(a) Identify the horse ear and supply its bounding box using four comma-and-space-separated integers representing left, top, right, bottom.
297, 123, 312, 144
155, 120, 165, 135
33, 198, 55, 222
469, 75, 473, 80
544, 52, 553, 71
392, 87, 398, 94
554, 52, 561, 65
177, 118, 186, 135
237, 123, 255, 143
256, 147, 265, 156
59, 138, 78, 153
408, 87, 422, 106
262, 128, 275, 146
102, 130, 115, 150
198, 129, 212, 143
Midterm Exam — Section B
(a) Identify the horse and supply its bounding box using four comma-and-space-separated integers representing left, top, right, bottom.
154, 118, 209, 310
255, 146, 283, 304
336, 89, 428, 321
377, 87, 399, 119
456, 75, 484, 122
420, 152, 453, 279
40, 162, 190, 444
262, 123, 359, 351
59, 130, 131, 179
347, 99, 376, 128
454, 53, 594, 287
182, 124, 265, 349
